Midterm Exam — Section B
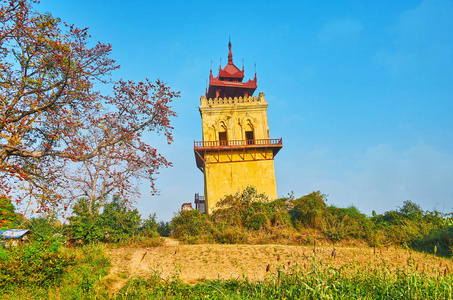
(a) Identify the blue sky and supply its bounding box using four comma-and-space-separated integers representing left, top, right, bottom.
38, 0, 453, 221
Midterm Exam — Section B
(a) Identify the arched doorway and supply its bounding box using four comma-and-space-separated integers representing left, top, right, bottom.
218, 122, 228, 146
245, 121, 254, 145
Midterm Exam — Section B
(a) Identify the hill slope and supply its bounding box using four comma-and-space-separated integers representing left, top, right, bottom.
105, 238, 452, 293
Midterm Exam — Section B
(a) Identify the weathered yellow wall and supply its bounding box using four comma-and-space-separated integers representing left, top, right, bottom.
203, 155, 278, 214
199, 92, 270, 142
199, 92, 278, 214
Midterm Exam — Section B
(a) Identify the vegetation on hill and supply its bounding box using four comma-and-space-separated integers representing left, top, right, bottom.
171, 186, 453, 257
0, 187, 452, 299
64, 196, 163, 247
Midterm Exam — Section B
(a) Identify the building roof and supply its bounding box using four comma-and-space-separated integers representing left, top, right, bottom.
206, 40, 257, 99
0, 229, 30, 239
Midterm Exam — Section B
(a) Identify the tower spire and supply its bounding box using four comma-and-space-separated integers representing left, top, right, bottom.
228, 37, 233, 64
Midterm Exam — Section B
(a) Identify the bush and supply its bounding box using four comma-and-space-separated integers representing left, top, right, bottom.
171, 210, 214, 244
67, 196, 144, 244
271, 211, 292, 227
27, 215, 63, 242
409, 226, 453, 257
290, 191, 328, 228
323, 205, 374, 243
214, 226, 248, 244
140, 214, 160, 238
157, 221, 172, 237
246, 212, 270, 231
0, 243, 111, 299
0, 196, 17, 230
101, 196, 142, 243
214, 186, 270, 226
66, 198, 104, 244
0, 239, 74, 289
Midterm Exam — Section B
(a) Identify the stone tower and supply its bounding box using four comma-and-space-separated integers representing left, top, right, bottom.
194, 41, 282, 214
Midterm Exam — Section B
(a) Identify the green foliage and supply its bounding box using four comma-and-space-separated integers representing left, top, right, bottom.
140, 213, 160, 238
370, 200, 452, 252
168, 188, 452, 256
101, 196, 142, 243
271, 211, 292, 227
288, 192, 374, 243
213, 226, 248, 244
67, 196, 161, 245
410, 226, 453, 257
213, 186, 273, 226
0, 243, 110, 299
324, 205, 374, 243
27, 215, 63, 242
116, 263, 453, 299
245, 212, 270, 230
171, 210, 214, 244
290, 191, 328, 228
399, 200, 424, 220
0, 239, 74, 289
171, 186, 293, 244
67, 198, 104, 244
157, 221, 172, 237
0, 196, 17, 229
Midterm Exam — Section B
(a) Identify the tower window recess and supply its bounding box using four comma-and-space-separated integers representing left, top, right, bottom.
246, 131, 254, 145
219, 132, 228, 146
245, 122, 255, 145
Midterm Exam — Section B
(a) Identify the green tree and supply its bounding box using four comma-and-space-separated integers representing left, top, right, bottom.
157, 221, 172, 237
67, 198, 104, 244
0, 196, 17, 229
27, 215, 62, 242
100, 196, 141, 243
141, 213, 159, 238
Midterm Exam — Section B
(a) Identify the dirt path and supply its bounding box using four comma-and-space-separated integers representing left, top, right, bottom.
162, 237, 180, 247
104, 241, 453, 294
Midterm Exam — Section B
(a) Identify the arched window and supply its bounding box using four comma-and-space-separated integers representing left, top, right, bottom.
245, 121, 254, 145
218, 122, 228, 146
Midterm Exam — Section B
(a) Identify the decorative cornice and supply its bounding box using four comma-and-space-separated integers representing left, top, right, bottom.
201, 92, 266, 106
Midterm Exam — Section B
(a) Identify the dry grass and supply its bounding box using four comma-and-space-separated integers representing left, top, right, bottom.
104, 238, 453, 294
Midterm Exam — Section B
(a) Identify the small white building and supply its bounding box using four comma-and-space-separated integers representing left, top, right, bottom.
0, 229, 30, 247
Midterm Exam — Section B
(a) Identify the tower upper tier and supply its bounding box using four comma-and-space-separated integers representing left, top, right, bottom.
206, 40, 257, 99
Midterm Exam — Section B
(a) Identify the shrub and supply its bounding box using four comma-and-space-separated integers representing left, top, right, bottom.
0, 243, 111, 299
324, 205, 374, 242
409, 226, 453, 257
246, 212, 270, 231
0, 239, 75, 289
67, 196, 144, 244
141, 213, 160, 238
101, 196, 142, 243
171, 210, 214, 244
214, 186, 270, 226
214, 226, 248, 244
0, 196, 17, 230
290, 191, 328, 228
66, 198, 104, 244
157, 221, 172, 237
27, 215, 63, 242
271, 211, 292, 227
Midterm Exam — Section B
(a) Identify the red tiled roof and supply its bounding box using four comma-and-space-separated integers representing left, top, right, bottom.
219, 63, 244, 79
206, 40, 257, 99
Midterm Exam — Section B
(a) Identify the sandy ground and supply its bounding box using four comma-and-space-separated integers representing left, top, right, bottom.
105, 238, 453, 293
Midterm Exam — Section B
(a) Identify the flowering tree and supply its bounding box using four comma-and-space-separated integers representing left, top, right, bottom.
0, 195, 17, 229
0, 1, 178, 214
